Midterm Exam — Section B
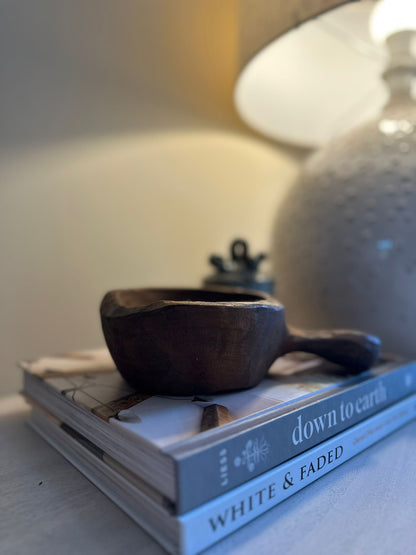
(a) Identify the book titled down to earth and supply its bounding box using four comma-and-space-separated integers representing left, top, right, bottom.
21, 348, 416, 554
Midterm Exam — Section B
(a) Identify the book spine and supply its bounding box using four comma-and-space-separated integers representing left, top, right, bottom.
176, 362, 416, 512
179, 394, 416, 555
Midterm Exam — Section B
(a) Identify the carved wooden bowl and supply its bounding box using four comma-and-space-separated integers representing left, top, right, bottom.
100, 288, 380, 396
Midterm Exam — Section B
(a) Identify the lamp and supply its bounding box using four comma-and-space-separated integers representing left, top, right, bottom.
234, 0, 416, 357
236, 0, 385, 148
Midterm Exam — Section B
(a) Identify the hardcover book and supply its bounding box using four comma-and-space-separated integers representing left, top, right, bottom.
21, 348, 416, 514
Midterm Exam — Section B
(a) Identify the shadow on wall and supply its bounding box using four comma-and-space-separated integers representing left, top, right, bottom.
0, 0, 242, 149
0, 1, 303, 396
0, 131, 298, 396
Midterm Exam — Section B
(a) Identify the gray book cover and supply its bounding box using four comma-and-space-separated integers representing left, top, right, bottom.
21, 348, 416, 514
172, 360, 416, 511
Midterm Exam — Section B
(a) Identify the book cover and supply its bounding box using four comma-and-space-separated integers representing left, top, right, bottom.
21, 348, 416, 513
28, 394, 416, 555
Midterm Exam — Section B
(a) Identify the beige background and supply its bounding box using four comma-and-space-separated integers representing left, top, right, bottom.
0, 1, 307, 396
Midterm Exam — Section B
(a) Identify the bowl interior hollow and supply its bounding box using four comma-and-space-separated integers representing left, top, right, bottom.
114, 288, 268, 308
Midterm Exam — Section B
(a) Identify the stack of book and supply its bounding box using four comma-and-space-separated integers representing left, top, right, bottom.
21, 349, 416, 554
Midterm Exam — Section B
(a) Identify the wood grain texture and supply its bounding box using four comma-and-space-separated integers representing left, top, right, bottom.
282, 329, 381, 374
100, 288, 287, 396
1, 395, 415, 555
100, 288, 380, 396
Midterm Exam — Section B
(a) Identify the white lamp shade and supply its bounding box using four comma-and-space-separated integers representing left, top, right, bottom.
370, 0, 416, 43
235, 1, 388, 148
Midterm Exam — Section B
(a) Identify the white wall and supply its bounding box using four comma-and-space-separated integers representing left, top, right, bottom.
0, 1, 300, 396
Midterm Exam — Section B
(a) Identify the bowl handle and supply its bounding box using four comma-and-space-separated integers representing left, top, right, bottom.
281, 329, 381, 373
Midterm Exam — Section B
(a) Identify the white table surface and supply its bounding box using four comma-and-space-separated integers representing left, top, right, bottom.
1, 394, 416, 555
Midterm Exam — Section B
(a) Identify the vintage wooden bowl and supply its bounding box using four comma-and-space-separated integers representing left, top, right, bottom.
100, 287, 381, 396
